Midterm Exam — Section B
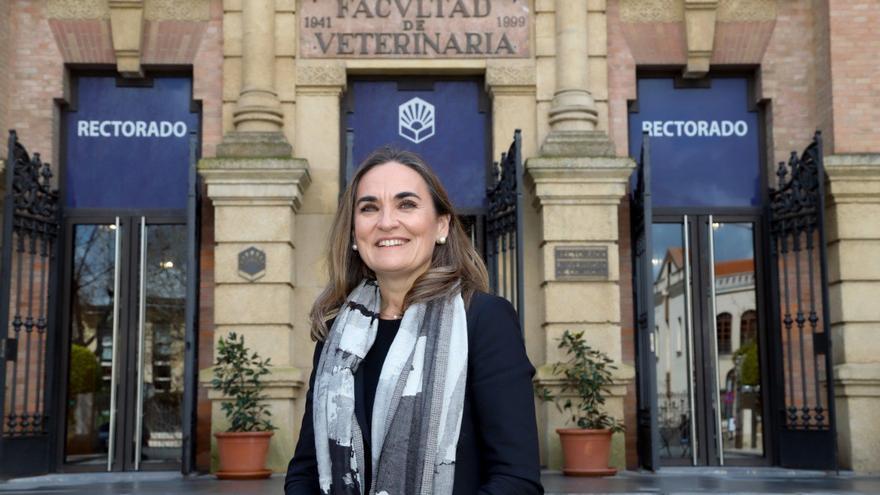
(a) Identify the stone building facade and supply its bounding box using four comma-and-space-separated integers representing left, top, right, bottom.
0, 0, 878, 476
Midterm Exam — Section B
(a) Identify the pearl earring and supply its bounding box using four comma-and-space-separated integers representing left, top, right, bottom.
437, 236, 447, 245
352, 243, 358, 251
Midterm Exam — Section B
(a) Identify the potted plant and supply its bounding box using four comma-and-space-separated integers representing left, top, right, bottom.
212, 332, 276, 479
536, 330, 624, 476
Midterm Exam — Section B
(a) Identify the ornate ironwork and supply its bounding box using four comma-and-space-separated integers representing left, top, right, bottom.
1, 130, 60, 439
485, 130, 524, 330
768, 131, 835, 435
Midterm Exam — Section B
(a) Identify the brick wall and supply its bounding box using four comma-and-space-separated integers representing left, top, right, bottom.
0, 0, 10, 155
826, 0, 880, 154
757, 1, 818, 170
6, 0, 65, 166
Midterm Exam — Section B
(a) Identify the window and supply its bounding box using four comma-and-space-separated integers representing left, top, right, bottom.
741, 310, 758, 345
717, 312, 732, 354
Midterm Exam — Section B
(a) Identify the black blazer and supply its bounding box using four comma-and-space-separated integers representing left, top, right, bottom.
284, 291, 544, 495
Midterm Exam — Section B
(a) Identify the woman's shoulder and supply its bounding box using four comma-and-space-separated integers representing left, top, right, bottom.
465, 291, 521, 340
466, 290, 515, 319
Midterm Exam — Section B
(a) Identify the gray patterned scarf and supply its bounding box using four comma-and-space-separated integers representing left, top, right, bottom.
313, 279, 468, 495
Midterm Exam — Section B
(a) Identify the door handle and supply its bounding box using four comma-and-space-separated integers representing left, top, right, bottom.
107, 218, 121, 471
134, 217, 147, 470
682, 215, 698, 466
707, 215, 725, 466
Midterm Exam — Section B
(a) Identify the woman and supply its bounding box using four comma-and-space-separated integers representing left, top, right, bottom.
285, 147, 543, 495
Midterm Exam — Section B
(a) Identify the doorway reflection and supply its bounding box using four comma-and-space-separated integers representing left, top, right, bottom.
711, 222, 763, 461
652, 223, 694, 462
65, 224, 118, 465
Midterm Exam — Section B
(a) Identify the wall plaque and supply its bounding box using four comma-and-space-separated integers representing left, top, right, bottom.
555, 246, 609, 280
238, 246, 266, 282
299, 0, 530, 59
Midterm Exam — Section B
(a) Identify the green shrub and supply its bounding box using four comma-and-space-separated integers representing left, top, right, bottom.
211, 332, 276, 432
68, 344, 99, 396
734, 341, 759, 387
536, 330, 624, 432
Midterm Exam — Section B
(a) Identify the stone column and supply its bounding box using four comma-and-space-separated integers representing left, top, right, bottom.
198, 158, 311, 471
825, 155, 880, 473
217, 0, 290, 157
541, 0, 613, 157
527, 0, 633, 469
526, 157, 635, 469
200, 0, 311, 473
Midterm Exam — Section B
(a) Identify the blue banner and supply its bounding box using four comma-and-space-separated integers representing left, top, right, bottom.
346, 80, 489, 212
628, 78, 761, 207
64, 76, 199, 209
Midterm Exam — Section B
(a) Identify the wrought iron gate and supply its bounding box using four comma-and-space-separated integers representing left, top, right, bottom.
0, 131, 61, 477
767, 132, 837, 470
630, 134, 658, 470
485, 130, 525, 330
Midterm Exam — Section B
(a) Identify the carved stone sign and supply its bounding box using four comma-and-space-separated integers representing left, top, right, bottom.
299, 0, 530, 58
238, 246, 266, 282
555, 246, 609, 280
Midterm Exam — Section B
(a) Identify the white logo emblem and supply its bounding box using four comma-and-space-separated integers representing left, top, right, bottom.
398, 97, 435, 144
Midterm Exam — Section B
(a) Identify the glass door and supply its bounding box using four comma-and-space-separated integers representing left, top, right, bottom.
651, 215, 767, 466
62, 216, 186, 471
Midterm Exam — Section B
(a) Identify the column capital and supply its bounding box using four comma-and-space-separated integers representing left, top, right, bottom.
486, 60, 537, 96
526, 155, 634, 206
199, 157, 311, 210
825, 153, 880, 204
295, 61, 347, 95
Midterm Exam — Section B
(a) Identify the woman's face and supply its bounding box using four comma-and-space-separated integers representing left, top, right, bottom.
353, 162, 450, 283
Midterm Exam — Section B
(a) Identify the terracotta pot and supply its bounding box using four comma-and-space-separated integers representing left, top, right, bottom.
556, 428, 617, 477
214, 431, 274, 480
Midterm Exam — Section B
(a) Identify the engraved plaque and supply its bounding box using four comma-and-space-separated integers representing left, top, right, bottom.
238, 246, 266, 282
299, 0, 530, 59
555, 246, 608, 280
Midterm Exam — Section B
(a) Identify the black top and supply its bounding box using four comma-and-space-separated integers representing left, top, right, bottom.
360, 318, 400, 492
285, 292, 544, 495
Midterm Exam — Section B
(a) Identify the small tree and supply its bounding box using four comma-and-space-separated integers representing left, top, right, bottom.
536, 330, 624, 432
212, 332, 276, 432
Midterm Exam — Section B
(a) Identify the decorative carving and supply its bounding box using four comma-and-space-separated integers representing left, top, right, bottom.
238, 246, 267, 282
620, 0, 775, 23
620, 0, 683, 22
486, 61, 536, 87
717, 0, 776, 22
144, 0, 210, 21
110, 0, 145, 77
683, 0, 718, 78
47, 0, 109, 19
295, 62, 346, 87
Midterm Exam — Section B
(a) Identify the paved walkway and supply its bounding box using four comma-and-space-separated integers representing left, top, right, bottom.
1, 468, 879, 494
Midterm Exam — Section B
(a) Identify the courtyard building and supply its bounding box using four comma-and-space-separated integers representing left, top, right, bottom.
0, 0, 878, 478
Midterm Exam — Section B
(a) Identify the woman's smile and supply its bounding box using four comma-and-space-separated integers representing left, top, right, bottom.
375, 237, 409, 248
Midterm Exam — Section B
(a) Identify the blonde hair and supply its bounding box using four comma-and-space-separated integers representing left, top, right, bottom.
309, 147, 489, 340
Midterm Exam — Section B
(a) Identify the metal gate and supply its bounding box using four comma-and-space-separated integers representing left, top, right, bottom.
630, 134, 658, 470
0, 131, 61, 477
485, 130, 524, 331
767, 132, 837, 470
